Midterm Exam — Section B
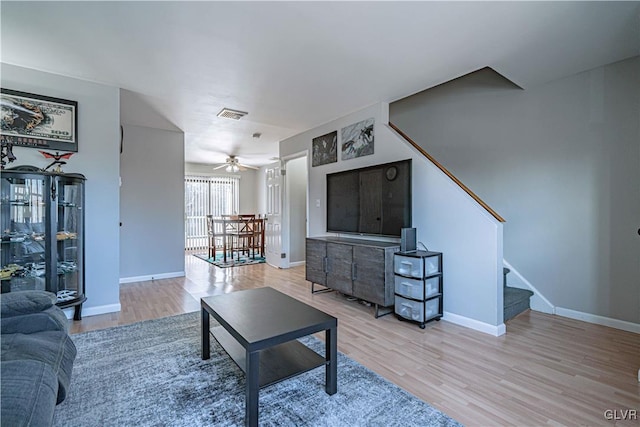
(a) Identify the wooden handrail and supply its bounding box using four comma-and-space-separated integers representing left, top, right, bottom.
389, 122, 505, 223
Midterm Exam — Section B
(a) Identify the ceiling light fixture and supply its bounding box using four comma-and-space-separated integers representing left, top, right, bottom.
217, 108, 248, 120
214, 155, 256, 172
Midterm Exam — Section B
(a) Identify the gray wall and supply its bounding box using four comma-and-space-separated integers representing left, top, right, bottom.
119, 124, 185, 280
390, 57, 640, 324
1, 63, 121, 315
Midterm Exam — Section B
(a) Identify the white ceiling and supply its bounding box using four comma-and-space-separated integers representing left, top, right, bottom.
2, 1, 638, 167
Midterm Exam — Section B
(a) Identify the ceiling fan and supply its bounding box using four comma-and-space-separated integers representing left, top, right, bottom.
213, 155, 258, 173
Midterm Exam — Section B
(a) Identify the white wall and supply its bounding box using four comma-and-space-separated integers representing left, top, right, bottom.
390, 57, 640, 325
184, 163, 257, 214
119, 124, 184, 282
280, 103, 504, 333
255, 166, 267, 216
1, 63, 121, 316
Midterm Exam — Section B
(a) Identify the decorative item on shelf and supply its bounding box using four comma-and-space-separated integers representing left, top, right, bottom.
1, 139, 17, 169
39, 150, 74, 173
56, 231, 77, 240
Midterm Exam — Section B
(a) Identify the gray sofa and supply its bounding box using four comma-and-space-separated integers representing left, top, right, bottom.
1, 291, 77, 426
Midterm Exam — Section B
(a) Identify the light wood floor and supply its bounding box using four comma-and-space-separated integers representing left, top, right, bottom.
71, 255, 640, 426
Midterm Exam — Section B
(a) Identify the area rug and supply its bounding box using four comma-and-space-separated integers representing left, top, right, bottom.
53, 312, 461, 427
194, 252, 266, 268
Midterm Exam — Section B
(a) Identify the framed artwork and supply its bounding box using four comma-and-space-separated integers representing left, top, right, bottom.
311, 130, 337, 167
0, 88, 78, 152
341, 117, 374, 160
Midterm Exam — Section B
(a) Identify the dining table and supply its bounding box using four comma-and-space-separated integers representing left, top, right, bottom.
208, 216, 265, 263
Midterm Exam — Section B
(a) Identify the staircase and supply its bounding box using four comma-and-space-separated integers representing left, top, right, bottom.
503, 268, 533, 321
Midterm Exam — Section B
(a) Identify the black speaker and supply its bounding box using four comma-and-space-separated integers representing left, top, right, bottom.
400, 227, 417, 252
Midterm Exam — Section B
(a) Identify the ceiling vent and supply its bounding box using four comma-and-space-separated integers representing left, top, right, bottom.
217, 108, 248, 120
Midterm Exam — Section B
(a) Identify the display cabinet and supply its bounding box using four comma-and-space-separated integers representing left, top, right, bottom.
1, 166, 86, 319
393, 250, 443, 328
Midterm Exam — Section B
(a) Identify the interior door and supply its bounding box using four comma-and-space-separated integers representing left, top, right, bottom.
265, 162, 284, 268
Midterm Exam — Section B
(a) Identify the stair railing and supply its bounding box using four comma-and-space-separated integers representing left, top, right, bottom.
389, 122, 505, 223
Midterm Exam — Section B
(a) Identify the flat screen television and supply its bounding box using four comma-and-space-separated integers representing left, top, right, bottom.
326, 159, 411, 237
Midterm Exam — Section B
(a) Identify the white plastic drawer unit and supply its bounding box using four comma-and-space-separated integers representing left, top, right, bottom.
393, 254, 440, 278
394, 275, 440, 300
394, 296, 441, 322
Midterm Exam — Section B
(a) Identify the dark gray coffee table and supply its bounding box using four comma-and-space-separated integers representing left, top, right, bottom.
201, 287, 338, 427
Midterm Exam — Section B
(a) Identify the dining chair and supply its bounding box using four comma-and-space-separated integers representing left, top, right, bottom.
206, 215, 222, 259
220, 218, 241, 261
250, 218, 265, 259
234, 217, 255, 259
208, 215, 262, 262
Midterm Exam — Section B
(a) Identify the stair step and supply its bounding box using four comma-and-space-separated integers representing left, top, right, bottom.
504, 286, 533, 321
503, 267, 510, 288
504, 286, 533, 306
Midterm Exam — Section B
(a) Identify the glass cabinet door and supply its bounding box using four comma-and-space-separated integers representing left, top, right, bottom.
1, 173, 48, 293
55, 176, 84, 307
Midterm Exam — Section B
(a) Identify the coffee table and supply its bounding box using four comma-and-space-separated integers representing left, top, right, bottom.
201, 287, 338, 427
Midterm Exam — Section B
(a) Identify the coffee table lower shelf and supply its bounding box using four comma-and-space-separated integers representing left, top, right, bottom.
211, 325, 326, 388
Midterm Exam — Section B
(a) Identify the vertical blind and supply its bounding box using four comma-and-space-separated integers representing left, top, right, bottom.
184, 175, 240, 250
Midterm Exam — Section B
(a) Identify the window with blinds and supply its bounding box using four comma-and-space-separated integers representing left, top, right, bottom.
184, 175, 240, 251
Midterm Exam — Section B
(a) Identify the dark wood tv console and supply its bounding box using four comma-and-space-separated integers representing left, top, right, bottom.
305, 236, 399, 317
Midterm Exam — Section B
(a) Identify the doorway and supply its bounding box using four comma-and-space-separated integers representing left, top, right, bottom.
284, 155, 308, 267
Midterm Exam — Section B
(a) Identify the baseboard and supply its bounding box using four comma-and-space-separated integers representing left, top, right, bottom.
63, 303, 121, 319
119, 271, 185, 284
555, 307, 640, 334
288, 261, 305, 267
443, 311, 506, 336
503, 260, 554, 314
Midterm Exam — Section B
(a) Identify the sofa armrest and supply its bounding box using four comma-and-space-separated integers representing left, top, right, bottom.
1, 307, 69, 334
1, 291, 56, 318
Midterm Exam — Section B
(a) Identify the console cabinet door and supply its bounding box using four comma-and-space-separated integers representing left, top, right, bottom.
326, 243, 353, 295
305, 239, 327, 285
352, 246, 386, 306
